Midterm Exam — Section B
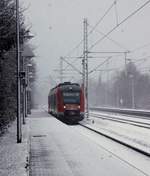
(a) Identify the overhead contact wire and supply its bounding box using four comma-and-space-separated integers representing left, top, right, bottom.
64, 0, 117, 58
89, 0, 150, 50
88, 1, 117, 36
88, 24, 128, 50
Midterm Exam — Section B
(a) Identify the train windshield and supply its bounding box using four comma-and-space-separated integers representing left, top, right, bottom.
63, 92, 80, 104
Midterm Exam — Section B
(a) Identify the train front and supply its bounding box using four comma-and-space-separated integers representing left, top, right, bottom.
59, 83, 84, 123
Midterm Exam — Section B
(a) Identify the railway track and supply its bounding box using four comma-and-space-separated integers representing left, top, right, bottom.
73, 123, 150, 176
79, 111, 150, 157
45, 106, 150, 157
79, 122, 150, 157
90, 111, 150, 129
90, 107, 150, 117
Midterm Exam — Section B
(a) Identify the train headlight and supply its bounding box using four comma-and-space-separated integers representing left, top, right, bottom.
64, 105, 66, 109
78, 105, 80, 109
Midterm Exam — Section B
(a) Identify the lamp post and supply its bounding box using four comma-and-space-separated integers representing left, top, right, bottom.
16, 0, 21, 143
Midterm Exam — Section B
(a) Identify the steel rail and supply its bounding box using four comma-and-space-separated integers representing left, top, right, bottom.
79, 122, 150, 157
90, 107, 150, 117
90, 112, 150, 129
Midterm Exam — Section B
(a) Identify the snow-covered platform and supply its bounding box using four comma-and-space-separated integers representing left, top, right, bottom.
0, 118, 29, 176
29, 110, 149, 176
1, 109, 149, 176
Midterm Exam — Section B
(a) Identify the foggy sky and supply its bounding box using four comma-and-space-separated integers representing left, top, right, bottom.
21, 0, 150, 96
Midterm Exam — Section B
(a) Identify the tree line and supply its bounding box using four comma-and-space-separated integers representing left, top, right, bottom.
89, 61, 150, 109
0, 0, 36, 132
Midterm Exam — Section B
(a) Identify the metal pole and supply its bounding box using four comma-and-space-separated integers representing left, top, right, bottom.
124, 52, 127, 76
60, 57, 63, 83
23, 85, 26, 122
82, 20, 85, 90
27, 65, 29, 114
25, 84, 27, 117
22, 57, 25, 124
131, 76, 135, 108
26, 63, 32, 114
106, 60, 109, 106
124, 51, 130, 76
83, 18, 89, 119
25, 62, 27, 117
16, 0, 22, 143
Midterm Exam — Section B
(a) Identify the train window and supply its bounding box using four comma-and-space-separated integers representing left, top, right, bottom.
63, 92, 80, 104
63, 92, 80, 97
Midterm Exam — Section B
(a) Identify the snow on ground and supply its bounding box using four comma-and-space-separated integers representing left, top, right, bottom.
0, 119, 29, 176
0, 108, 149, 176
91, 110, 150, 125
82, 111, 150, 154
74, 124, 150, 175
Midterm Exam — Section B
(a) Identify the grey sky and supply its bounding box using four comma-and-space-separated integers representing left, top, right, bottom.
22, 0, 150, 87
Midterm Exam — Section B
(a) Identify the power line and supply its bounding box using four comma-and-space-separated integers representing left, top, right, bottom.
128, 55, 150, 61
62, 1, 120, 75
61, 57, 83, 75
89, 56, 112, 74
63, 57, 80, 70
88, 1, 117, 36
96, 68, 119, 72
61, 1, 128, 78
133, 55, 150, 67
63, 52, 124, 72
63, 0, 117, 59
89, 0, 150, 50
64, 39, 83, 58
130, 42, 150, 53
89, 51, 128, 54
88, 24, 128, 50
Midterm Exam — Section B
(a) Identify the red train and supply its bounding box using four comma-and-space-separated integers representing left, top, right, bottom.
48, 82, 84, 123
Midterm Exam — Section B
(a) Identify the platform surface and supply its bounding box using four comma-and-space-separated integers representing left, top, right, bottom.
29, 110, 148, 176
